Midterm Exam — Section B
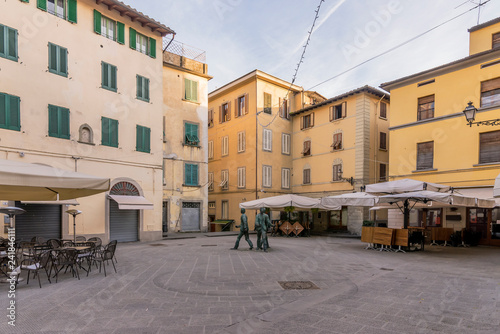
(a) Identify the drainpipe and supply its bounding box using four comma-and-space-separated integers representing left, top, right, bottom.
163, 33, 176, 52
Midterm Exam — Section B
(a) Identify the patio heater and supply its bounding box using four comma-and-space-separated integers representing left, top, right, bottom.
66, 209, 82, 243
0, 206, 26, 229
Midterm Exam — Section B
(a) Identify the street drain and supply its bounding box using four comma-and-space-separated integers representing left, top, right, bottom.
201, 245, 217, 247
149, 244, 168, 247
380, 268, 394, 271
278, 281, 320, 290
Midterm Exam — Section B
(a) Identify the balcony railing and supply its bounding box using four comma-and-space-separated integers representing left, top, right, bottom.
163, 39, 206, 63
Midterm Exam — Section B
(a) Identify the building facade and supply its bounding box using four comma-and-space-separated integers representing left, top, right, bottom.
380, 17, 500, 246
1, 0, 173, 242
291, 86, 390, 234
162, 41, 211, 233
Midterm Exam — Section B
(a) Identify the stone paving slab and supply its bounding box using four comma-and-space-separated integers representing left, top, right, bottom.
1, 236, 499, 333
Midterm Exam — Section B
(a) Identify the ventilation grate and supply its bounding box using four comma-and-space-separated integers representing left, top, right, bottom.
278, 281, 319, 290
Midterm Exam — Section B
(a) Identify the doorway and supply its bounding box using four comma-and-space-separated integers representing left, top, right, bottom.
468, 208, 500, 246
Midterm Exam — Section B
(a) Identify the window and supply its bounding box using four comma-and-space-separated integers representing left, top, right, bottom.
237, 167, 246, 188
129, 28, 156, 58
380, 132, 387, 150
416, 141, 434, 170
0, 24, 18, 61
237, 131, 245, 153
379, 163, 387, 181
208, 140, 214, 159
221, 170, 229, 190
48, 43, 68, 77
329, 102, 347, 121
137, 75, 150, 102
282, 133, 290, 155
264, 93, 272, 114
93, 10, 125, 44
184, 122, 199, 146
48, 104, 70, 139
208, 201, 215, 209
221, 201, 229, 219
101, 117, 118, 147
417, 95, 434, 121
332, 133, 342, 151
220, 102, 231, 123
221, 136, 229, 156
479, 130, 500, 164
101, 62, 117, 92
136, 125, 151, 153
493, 32, 500, 49
380, 102, 387, 119
263, 165, 272, 187
78, 124, 93, 144
208, 172, 214, 192
236, 94, 247, 117
332, 164, 341, 181
302, 140, 311, 156
0, 92, 20, 131
38, 0, 77, 23
300, 113, 314, 129
208, 109, 214, 128
185, 163, 199, 186
303, 168, 311, 184
184, 79, 198, 102
263, 129, 272, 151
481, 77, 500, 108
279, 98, 289, 119
282, 168, 290, 189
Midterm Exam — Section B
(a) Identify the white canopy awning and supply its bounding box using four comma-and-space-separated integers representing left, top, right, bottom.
20, 199, 79, 205
109, 195, 154, 210
454, 187, 498, 208
365, 178, 450, 194
239, 194, 335, 210
321, 192, 378, 208
0, 159, 110, 201
378, 190, 477, 207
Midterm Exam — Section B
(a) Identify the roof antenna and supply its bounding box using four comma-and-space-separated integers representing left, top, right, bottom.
477, 0, 482, 25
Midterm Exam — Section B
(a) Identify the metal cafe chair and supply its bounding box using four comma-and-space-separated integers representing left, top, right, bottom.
19, 247, 53, 288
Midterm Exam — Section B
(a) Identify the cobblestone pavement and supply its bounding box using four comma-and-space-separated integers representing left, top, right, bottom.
1, 235, 499, 334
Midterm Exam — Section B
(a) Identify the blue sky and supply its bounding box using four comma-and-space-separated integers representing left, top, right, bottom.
125, 0, 500, 97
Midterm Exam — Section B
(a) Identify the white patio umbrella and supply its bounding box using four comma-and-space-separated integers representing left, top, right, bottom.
365, 178, 450, 194
321, 192, 378, 208
239, 194, 335, 210
0, 159, 110, 201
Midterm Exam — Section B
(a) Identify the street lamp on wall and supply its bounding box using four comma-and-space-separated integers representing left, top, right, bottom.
337, 167, 354, 186
463, 101, 500, 127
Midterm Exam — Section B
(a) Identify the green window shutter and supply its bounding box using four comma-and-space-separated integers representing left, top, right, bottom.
93, 10, 101, 34
184, 79, 191, 100
59, 46, 67, 76
60, 107, 70, 139
101, 117, 109, 145
101, 62, 107, 88
8, 95, 20, 131
7, 27, 17, 60
110, 65, 117, 90
144, 78, 150, 101
144, 127, 150, 153
136, 125, 141, 151
149, 37, 156, 58
110, 119, 118, 147
68, 0, 77, 23
49, 43, 57, 72
193, 165, 198, 185
0, 25, 5, 56
185, 164, 190, 185
129, 28, 136, 50
0, 94, 6, 128
48, 105, 58, 137
117, 22, 125, 44
136, 75, 142, 99
191, 81, 198, 102
37, 0, 47, 11
20, 0, 30, 3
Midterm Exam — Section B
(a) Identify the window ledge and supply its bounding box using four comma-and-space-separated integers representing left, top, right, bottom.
77, 141, 95, 146
182, 98, 200, 105
379, 148, 388, 152
473, 162, 500, 167
331, 148, 343, 152
49, 69, 68, 78
183, 143, 201, 148
101, 86, 117, 93
183, 184, 201, 188
379, 116, 387, 120
412, 168, 437, 173
136, 97, 150, 103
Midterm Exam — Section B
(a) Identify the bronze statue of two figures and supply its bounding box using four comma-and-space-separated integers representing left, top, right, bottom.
230, 208, 272, 252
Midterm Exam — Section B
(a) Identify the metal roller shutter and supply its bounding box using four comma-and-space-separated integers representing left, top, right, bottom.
181, 202, 200, 231
110, 199, 138, 242
14, 202, 61, 242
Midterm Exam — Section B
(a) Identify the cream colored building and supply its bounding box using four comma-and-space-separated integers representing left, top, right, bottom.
162, 41, 211, 233
207, 70, 320, 230
0, 0, 173, 242
291, 86, 390, 234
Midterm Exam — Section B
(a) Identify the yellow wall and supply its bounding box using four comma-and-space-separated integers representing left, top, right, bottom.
469, 20, 500, 55
1, 0, 167, 241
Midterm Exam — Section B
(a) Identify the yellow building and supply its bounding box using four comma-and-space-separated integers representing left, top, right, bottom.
0, 0, 186, 242
380, 17, 500, 246
207, 70, 320, 230
162, 41, 212, 233
292, 86, 390, 234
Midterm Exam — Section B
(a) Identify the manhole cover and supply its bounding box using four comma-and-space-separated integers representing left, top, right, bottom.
201, 245, 217, 247
278, 281, 319, 290
150, 244, 168, 247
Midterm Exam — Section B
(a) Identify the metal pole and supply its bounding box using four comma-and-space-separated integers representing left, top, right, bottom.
73, 215, 76, 243
404, 199, 410, 229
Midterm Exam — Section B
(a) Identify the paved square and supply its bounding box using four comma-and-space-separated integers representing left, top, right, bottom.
1, 235, 499, 333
